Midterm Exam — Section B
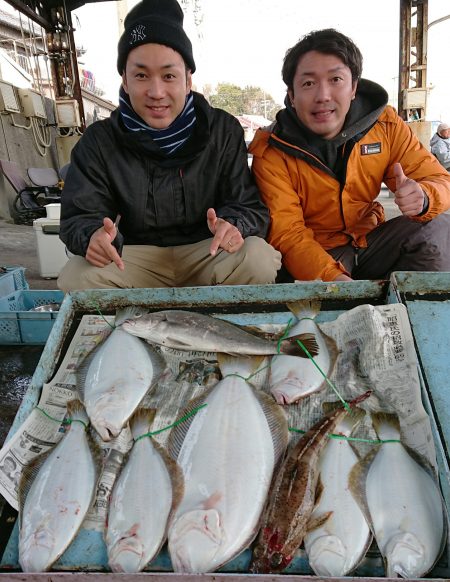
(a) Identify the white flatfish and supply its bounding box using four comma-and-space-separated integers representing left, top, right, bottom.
19, 400, 99, 572
77, 327, 165, 441
167, 354, 288, 573
304, 407, 371, 576
270, 301, 338, 405
350, 412, 447, 578
106, 409, 183, 573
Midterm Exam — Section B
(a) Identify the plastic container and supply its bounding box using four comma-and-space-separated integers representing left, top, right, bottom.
0, 266, 28, 298
0, 289, 64, 344
45, 203, 61, 219
33, 218, 69, 278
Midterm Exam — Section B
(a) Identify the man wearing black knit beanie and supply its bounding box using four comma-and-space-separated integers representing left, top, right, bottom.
58, 0, 281, 290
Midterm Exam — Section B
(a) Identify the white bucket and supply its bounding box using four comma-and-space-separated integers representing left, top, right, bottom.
45, 203, 61, 219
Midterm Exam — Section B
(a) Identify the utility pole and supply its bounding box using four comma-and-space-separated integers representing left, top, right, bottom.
398, 0, 428, 121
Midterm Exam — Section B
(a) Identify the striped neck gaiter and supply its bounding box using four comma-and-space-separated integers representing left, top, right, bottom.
119, 86, 196, 155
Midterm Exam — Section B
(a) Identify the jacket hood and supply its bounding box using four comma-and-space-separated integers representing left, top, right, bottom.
268, 78, 388, 172
109, 90, 211, 167
430, 132, 449, 147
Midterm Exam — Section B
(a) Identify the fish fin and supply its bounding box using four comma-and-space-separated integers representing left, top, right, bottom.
322, 330, 339, 369
370, 411, 400, 438
150, 440, 185, 531
322, 403, 366, 436
66, 399, 89, 425
129, 407, 157, 439
18, 447, 55, 527
280, 333, 319, 357
348, 449, 378, 533
286, 300, 321, 320
114, 305, 149, 327
254, 390, 289, 465
314, 477, 324, 505
217, 353, 266, 378
167, 391, 213, 461
165, 335, 196, 349
139, 341, 167, 387
75, 329, 113, 403
306, 510, 333, 533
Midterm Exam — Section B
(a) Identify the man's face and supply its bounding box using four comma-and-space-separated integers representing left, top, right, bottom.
441, 128, 450, 139
122, 43, 192, 129
288, 50, 357, 140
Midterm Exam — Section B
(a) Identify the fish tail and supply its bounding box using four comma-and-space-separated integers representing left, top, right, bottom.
130, 408, 157, 439
348, 390, 372, 408
371, 411, 400, 436
66, 399, 89, 424
322, 402, 366, 435
286, 300, 320, 320
279, 333, 319, 357
217, 353, 266, 377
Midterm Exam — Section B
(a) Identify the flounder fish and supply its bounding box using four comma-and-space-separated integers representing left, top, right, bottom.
270, 301, 338, 404
106, 408, 184, 573
19, 400, 99, 572
121, 309, 318, 357
77, 327, 165, 441
250, 391, 371, 574
349, 412, 447, 578
304, 405, 371, 576
167, 354, 289, 573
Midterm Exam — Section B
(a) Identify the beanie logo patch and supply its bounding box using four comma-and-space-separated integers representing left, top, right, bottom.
130, 24, 146, 44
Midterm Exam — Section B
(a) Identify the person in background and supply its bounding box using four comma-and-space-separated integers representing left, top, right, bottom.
58, 0, 280, 291
250, 29, 450, 282
430, 122, 450, 171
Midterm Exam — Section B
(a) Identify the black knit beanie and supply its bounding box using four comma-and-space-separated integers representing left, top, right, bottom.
117, 0, 196, 75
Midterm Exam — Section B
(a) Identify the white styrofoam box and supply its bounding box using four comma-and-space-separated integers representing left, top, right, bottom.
33, 218, 69, 278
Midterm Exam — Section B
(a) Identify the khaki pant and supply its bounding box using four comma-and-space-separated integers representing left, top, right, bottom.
57, 237, 282, 291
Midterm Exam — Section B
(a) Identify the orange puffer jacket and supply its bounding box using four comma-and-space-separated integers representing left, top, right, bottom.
250, 105, 450, 281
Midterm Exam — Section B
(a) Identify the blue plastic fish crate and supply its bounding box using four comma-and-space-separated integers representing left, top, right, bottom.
0, 266, 28, 299
0, 289, 64, 345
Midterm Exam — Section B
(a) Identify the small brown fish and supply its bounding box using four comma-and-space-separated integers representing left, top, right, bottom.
250, 391, 371, 574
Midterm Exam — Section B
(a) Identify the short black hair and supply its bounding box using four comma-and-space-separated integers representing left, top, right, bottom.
282, 29, 363, 91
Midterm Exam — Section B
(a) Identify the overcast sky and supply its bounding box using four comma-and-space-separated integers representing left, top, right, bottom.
73, 0, 450, 121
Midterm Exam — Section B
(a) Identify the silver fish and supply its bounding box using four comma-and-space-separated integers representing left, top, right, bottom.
106, 409, 183, 573
168, 354, 289, 573
19, 400, 98, 572
349, 412, 447, 578
77, 327, 165, 441
270, 301, 338, 404
121, 309, 318, 357
304, 406, 371, 576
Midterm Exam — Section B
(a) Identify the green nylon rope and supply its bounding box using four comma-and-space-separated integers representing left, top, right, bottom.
222, 317, 350, 412
288, 426, 400, 444
134, 404, 207, 442
35, 406, 88, 430
88, 300, 116, 330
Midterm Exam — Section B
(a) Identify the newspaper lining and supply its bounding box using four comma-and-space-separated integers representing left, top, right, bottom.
0, 303, 436, 535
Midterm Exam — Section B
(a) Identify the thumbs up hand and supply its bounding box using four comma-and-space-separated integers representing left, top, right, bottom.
393, 162, 426, 217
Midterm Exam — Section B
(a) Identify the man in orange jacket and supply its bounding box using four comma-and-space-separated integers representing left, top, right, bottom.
250, 29, 450, 281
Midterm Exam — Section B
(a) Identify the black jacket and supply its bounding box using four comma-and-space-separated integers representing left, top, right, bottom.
60, 92, 269, 256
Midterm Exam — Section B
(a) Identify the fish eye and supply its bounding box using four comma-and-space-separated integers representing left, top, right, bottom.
270, 552, 283, 567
